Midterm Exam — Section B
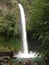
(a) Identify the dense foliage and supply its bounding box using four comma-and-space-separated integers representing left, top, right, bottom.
26, 0, 49, 64
0, 0, 21, 51
0, 0, 49, 64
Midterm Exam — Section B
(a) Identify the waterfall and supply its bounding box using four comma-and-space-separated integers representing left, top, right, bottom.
14, 3, 38, 58
18, 4, 28, 54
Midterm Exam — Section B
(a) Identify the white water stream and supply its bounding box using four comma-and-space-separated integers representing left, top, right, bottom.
14, 3, 37, 58
18, 3, 28, 54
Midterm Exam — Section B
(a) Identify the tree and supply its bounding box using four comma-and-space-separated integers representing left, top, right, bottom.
0, 0, 21, 51
26, 0, 49, 64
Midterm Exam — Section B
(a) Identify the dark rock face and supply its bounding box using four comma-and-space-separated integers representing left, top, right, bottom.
0, 51, 13, 57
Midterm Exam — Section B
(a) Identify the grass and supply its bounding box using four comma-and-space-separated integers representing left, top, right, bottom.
0, 35, 22, 52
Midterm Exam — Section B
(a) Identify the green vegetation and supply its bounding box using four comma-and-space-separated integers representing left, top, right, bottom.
0, 0, 21, 51
0, 0, 49, 64
19, 0, 49, 64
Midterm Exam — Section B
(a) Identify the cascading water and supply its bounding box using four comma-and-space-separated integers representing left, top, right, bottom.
18, 4, 28, 54
14, 3, 37, 58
